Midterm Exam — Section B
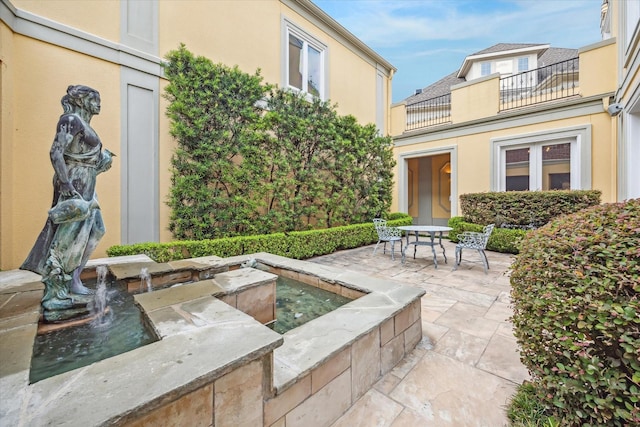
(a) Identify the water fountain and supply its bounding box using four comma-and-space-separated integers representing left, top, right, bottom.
90, 264, 112, 327
139, 267, 152, 293
3, 86, 426, 426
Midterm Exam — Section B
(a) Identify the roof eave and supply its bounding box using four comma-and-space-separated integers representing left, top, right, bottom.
289, 0, 397, 74
457, 44, 551, 78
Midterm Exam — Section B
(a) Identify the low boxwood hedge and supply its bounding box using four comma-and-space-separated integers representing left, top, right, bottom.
107, 214, 413, 262
510, 199, 640, 426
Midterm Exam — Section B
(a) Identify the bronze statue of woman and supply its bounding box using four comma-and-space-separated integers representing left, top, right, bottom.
21, 85, 114, 320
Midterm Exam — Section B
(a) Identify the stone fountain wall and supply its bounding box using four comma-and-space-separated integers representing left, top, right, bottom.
0, 253, 424, 427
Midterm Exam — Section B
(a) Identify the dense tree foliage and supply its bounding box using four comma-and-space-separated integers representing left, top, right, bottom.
163, 45, 395, 239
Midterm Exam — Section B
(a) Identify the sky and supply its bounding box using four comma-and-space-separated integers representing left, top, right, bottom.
313, 0, 604, 103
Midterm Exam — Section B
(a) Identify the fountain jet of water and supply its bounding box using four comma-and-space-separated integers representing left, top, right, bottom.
91, 265, 112, 327
140, 268, 152, 293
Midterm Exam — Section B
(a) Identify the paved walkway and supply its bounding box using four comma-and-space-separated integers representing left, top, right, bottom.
309, 240, 530, 427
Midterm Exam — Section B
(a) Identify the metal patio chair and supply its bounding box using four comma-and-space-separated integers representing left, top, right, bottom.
453, 224, 495, 274
373, 218, 403, 260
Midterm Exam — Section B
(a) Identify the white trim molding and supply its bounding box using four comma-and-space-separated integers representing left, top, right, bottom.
1, 0, 163, 77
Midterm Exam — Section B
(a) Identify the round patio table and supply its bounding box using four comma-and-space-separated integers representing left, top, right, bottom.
397, 225, 453, 268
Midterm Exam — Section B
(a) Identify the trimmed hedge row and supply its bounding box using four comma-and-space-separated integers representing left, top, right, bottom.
510, 199, 640, 426
107, 214, 413, 262
447, 216, 525, 254
460, 190, 601, 228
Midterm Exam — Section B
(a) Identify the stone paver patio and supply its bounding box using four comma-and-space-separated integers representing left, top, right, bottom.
310, 239, 530, 427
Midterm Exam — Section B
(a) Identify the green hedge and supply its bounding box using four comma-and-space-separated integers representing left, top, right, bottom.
447, 216, 525, 254
460, 190, 601, 228
107, 214, 413, 262
510, 199, 640, 426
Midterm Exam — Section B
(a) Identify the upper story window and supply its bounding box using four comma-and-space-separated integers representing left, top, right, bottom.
285, 24, 326, 99
480, 62, 492, 76
518, 57, 529, 72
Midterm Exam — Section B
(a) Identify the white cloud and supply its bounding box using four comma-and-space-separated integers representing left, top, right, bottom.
320, 0, 600, 49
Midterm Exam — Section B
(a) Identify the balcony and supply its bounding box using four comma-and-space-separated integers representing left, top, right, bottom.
402, 58, 580, 132
405, 93, 451, 131
499, 57, 579, 111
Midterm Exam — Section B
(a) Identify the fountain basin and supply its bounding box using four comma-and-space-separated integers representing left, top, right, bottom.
0, 252, 425, 426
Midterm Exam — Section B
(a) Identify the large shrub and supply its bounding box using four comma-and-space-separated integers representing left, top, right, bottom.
162, 45, 395, 239
461, 190, 601, 228
510, 199, 640, 426
163, 44, 269, 239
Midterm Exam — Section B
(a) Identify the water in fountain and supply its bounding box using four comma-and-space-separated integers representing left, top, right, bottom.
270, 276, 352, 334
30, 274, 158, 383
90, 265, 113, 328
140, 267, 152, 293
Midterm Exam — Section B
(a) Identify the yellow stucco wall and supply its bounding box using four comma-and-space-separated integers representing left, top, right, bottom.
450, 75, 501, 123
158, 80, 174, 244
12, 0, 120, 41
391, 110, 615, 213
1, 22, 16, 269
579, 40, 617, 97
159, 1, 281, 87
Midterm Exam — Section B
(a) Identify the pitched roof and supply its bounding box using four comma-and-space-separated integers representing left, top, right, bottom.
402, 44, 579, 105
405, 71, 464, 105
470, 43, 545, 56
538, 47, 579, 66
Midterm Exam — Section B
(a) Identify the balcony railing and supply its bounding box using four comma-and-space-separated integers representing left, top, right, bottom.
500, 57, 579, 111
405, 93, 451, 131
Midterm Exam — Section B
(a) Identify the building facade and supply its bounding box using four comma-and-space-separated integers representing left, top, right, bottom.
0, 0, 395, 270
390, 37, 618, 226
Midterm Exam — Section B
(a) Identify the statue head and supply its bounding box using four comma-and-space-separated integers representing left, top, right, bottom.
61, 85, 101, 116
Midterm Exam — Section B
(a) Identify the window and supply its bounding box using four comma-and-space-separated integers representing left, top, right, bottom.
285, 25, 325, 99
504, 142, 571, 191
518, 57, 529, 72
480, 62, 491, 76
491, 125, 592, 192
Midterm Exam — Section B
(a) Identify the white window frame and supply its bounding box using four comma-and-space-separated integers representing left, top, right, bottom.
480, 61, 491, 76
491, 125, 592, 191
517, 57, 529, 72
282, 19, 327, 100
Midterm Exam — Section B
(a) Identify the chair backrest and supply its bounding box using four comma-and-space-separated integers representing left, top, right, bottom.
480, 224, 495, 248
373, 218, 401, 240
373, 218, 387, 238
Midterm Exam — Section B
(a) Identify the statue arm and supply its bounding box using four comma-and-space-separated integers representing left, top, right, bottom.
96, 149, 114, 174
50, 120, 81, 198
